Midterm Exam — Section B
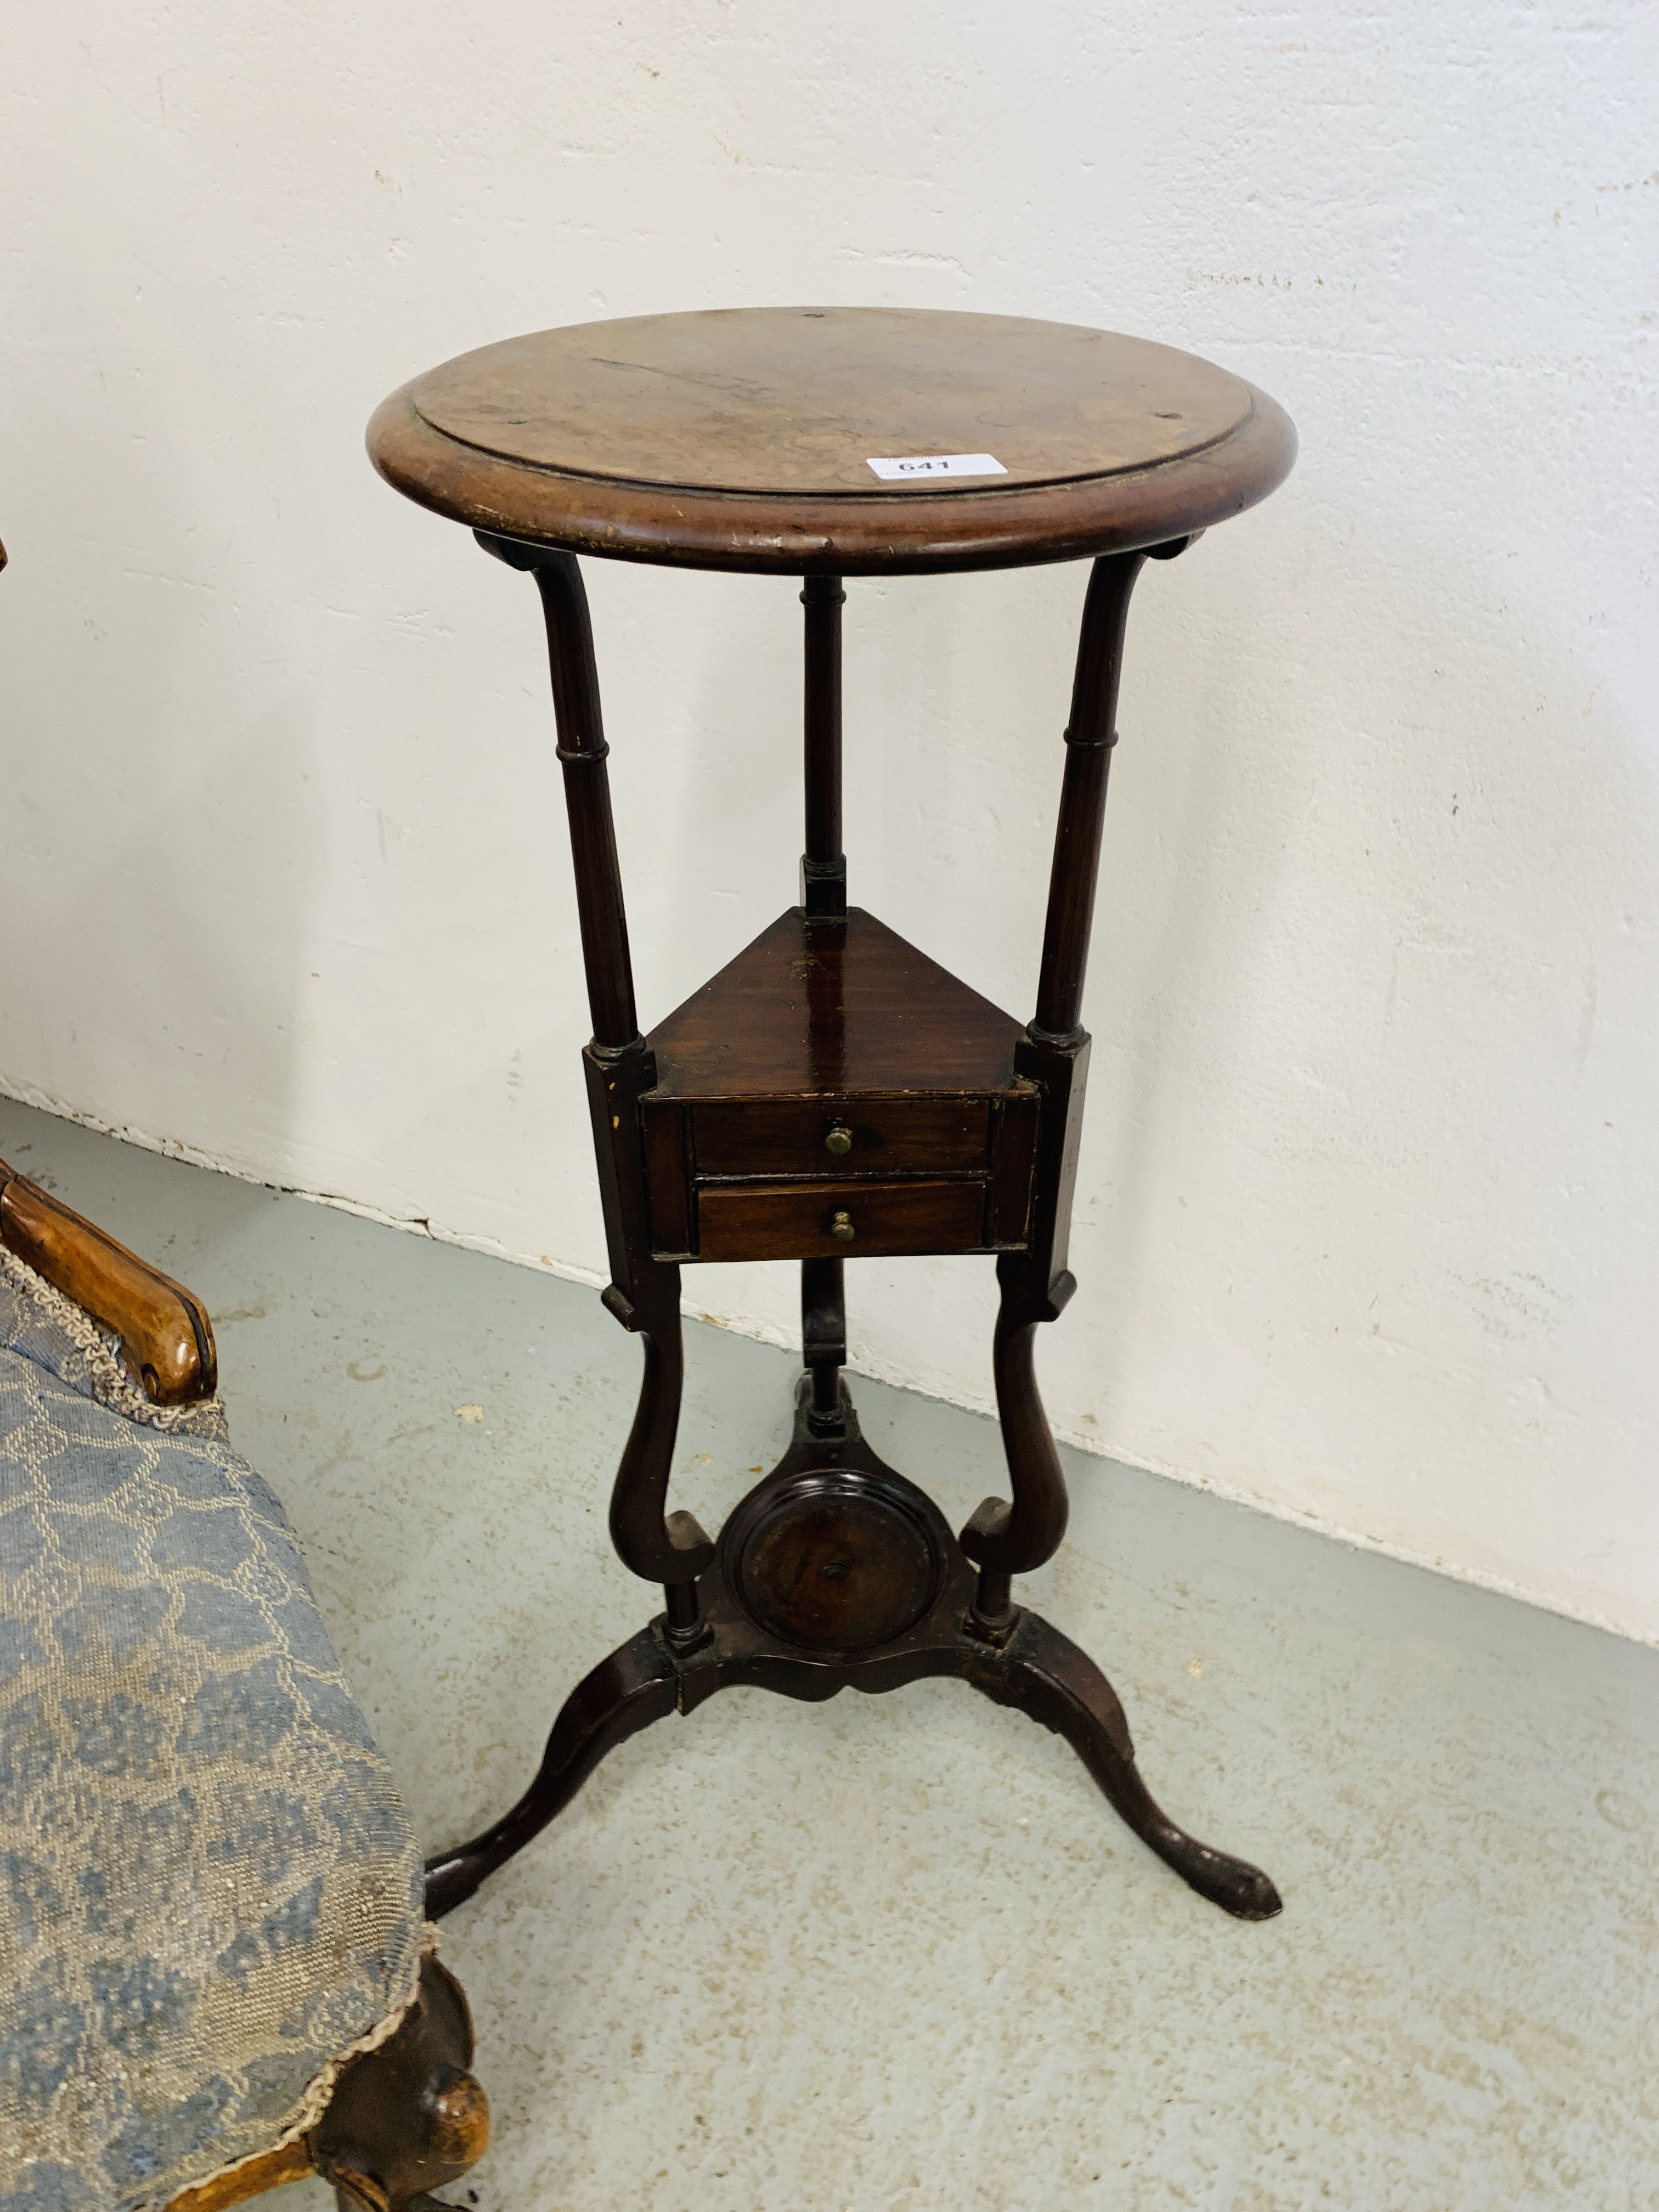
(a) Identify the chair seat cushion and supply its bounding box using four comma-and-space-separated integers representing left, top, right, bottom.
0, 1254, 425, 2212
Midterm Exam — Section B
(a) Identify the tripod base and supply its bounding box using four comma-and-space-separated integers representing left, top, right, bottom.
425, 1380, 1281, 1924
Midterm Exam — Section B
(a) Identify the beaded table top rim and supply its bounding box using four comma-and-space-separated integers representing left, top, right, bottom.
406, 396, 1254, 501
368, 306, 1296, 573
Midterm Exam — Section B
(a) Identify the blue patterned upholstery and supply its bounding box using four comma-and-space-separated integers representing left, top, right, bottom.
0, 1255, 425, 2212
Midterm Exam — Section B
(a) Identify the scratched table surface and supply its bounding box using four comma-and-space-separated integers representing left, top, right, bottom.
367, 305, 1295, 573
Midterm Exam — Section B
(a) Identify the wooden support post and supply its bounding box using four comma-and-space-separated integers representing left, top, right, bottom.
800, 573, 847, 921
477, 532, 712, 1601
963, 550, 1150, 1618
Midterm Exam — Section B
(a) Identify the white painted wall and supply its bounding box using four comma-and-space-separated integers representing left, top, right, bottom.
3, 3, 1655, 1637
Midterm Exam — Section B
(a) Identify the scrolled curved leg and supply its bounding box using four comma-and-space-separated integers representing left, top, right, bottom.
963, 1609, 1282, 1921
606, 1282, 713, 1589
960, 1261, 1074, 1615
963, 554, 1154, 1615
423, 1626, 678, 1918
489, 521, 715, 1598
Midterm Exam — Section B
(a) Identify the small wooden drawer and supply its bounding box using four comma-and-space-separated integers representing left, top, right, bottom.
695, 1178, 989, 1263
691, 1098, 990, 1178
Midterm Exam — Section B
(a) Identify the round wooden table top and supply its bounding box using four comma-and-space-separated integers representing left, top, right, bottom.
368, 306, 1295, 576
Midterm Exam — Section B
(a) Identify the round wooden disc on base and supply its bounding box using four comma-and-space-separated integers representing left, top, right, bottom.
725, 1469, 945, 1655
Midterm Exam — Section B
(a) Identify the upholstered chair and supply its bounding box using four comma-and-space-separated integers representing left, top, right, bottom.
0, 1158, 488, 2212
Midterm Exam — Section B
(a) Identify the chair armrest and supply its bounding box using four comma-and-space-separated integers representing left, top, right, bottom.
0, 1158, 218, 1403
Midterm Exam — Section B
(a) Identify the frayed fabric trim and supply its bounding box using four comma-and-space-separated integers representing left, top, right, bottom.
152, 1926, 443, 2212
0, 1245, 227, 1436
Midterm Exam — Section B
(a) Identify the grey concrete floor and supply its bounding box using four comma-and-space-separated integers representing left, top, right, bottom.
3, 1097, 1657, 2211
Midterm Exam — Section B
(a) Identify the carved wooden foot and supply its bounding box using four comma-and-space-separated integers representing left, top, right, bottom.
424, 1627, 678, 1919
313, 1959, 489, 2212
958, 1609, 1282, 1919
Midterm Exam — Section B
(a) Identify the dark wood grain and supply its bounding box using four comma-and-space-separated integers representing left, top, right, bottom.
731, 1471, 943, 1654
988, 1091, 1040, 1245
478, 533, 639, 1048
646, 907, 1026, 1099
1034, 551, 1146, 1039
483, 533, 713, 1598
579, 1026, 713, 1595
961, 1034, 1091, 1605
686, 1096, 992, 1176
801, 573, 847, 919
964, 548, 1161, 1595
641, 1100, 693, 1254
800, 1255, 847, 1429
695, 1177, 988, 1262
0, 1160, 217, 1404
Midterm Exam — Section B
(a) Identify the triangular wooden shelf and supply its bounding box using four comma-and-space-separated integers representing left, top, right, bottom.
645, 908, 1028, 1102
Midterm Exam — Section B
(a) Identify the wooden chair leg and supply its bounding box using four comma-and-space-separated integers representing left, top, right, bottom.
311, 1959, 490, 2212
160, 1961, 488, 2212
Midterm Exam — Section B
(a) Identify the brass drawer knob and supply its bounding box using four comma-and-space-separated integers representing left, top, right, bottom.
830, 1210, 856, 1243
824, 1125, 854, 1156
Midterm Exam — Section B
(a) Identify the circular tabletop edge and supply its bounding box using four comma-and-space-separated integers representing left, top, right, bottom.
365, 377, 1296, 577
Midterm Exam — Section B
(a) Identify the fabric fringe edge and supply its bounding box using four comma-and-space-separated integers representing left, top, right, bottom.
0, 1244, 227, 1435
148, 1924, 443, 2212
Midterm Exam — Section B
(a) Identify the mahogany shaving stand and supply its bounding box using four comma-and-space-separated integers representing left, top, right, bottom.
368, 307, 1296, 1925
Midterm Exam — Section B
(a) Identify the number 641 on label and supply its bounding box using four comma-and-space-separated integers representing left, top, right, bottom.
866, 453, 1007, 481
